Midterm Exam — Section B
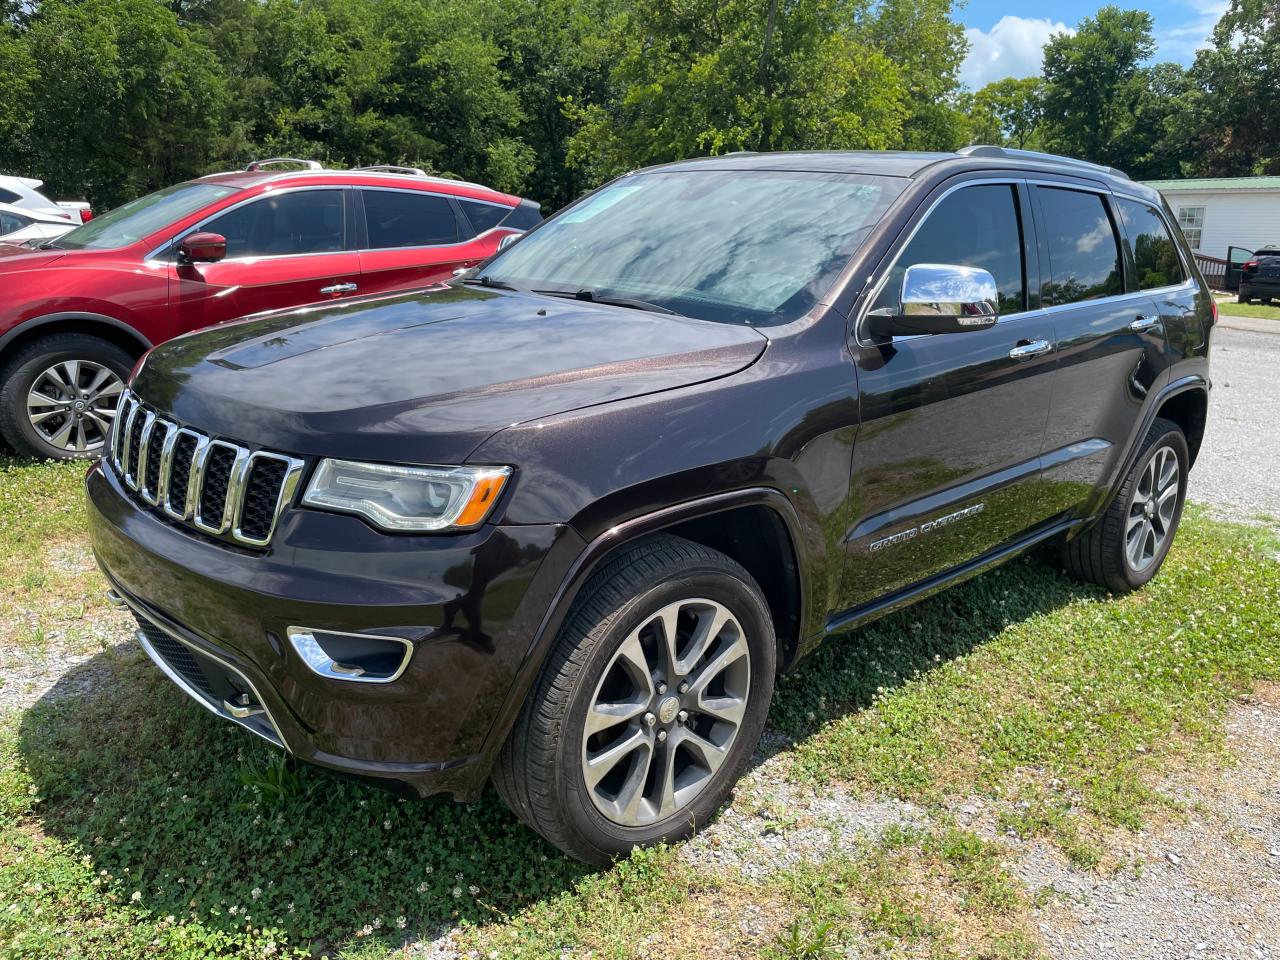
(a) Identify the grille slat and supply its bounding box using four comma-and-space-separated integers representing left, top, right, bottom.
109, 389, 302, 547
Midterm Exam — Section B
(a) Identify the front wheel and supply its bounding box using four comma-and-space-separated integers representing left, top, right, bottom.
1061, 417, 1189, 593
0, 333, 132, 460
493, 534, 776, 865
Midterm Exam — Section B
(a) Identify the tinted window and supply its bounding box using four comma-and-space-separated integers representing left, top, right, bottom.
499, 201, 542, 231
1116, 198, 1184, 290
482, 171, 905, 326
872, 184, 1025, 316
363, 190, 459, 247
1037, 187, 1122, 305
207, 189, 344, 258
0, 189, 20, 205
459, 199, 511, 235
0, 211, 30, 234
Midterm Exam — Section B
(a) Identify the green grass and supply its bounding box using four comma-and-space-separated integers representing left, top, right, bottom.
1, 458, 1278, 958
1216, 297, 1280, 320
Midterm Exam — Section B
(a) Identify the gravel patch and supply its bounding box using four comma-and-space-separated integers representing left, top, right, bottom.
0, 612, 133, 714
1188, 325, 1280, 533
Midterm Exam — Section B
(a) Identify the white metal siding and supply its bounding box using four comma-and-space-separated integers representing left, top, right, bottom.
1154, 189, 1280, 259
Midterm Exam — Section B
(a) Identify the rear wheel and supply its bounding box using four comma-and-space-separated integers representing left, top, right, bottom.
0, 334, 132, 460
1061, 417, 1188, 593
1237, 291, 1251, 304
494, 534, 775, 865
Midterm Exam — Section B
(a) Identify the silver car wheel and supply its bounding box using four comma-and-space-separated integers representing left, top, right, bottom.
580, 597, 751, 828
26, 360, 123, 454
1125, 444, 1180, 573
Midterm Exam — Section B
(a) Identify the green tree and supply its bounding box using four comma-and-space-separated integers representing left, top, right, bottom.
971, 77, 1044, 149
566, 0, 906, 184
19, 0, 228, 207
863, 0, 969, 150
0, 20, 36, 173
1040, 6, 1155, 170
1184, 0, 1280, 175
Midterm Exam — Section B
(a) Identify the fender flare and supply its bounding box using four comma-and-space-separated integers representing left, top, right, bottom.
471, 486, 809, 789
0, 311, 153, 356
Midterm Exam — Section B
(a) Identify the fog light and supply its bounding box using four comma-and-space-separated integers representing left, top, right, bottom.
286, 627, 413, 683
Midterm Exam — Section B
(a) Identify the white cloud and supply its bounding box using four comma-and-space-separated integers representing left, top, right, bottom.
1154, 0, 1226, 63
960, 16, 1074, 89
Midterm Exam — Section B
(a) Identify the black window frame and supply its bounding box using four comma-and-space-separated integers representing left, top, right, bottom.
355, 187, 468, 251
456, 197, 517, 237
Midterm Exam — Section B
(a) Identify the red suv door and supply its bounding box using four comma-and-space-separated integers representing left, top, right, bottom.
355, 187, 498, 296
168, 187, 362, 335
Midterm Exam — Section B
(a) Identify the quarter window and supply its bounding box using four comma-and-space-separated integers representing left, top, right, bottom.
872, 184, 1026, 317
1036, 187, 1123, 305
1177, 206, 1204, 250
459, 199, 511, 235
1116, 198, 1184, 290
0, 188, 21, 205
205, 190, 344, 258
363, 190, 460, 248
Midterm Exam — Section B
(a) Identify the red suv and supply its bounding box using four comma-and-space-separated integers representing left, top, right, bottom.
0, 159, 540, 459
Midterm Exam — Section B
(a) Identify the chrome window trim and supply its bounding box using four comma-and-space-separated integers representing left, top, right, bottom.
1109, 192, 1196, 291
231, 451, 306, 546
356, 185, 478, 252
286, 626, 415, 685
143, 184, 349, 263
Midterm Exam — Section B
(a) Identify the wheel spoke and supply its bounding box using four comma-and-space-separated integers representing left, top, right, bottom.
48, 417, 74, 450
1125, 510, 1145, 534
585, 697, 647, 737
59, 361, 82, 392
1127, 521, 1148, 568
654, 739, 680, 819
73, 419, 87, 452
613, 632, 657, 703
29, 408, 66, 426
27, 390, 69, 411
676, 727, 729, 777
89, 380, 123, 403
686, 630, 748, 698
612, 740, 655, 824
1157, 451, 1178, 491
40, 365, 70, 394
583, 724, 650, 789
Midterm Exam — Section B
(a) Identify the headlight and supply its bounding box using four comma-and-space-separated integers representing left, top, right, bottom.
301, 459, 512, 532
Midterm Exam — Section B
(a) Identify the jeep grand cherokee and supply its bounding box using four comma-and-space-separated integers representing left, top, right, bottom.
87, 146, 1213, 865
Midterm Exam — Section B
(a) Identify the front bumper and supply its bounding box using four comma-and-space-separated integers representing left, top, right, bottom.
87, 460, 582, 799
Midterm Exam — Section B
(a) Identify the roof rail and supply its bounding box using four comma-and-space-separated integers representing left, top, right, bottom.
956, 145, 1129, 181
351, 164, 428, 177
245, 158, 324, 172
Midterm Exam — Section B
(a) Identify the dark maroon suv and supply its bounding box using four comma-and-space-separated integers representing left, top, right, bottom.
87, 147, 1213, 864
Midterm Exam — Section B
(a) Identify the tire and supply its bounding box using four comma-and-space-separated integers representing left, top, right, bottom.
1237, 291, 1250, 304
0, 334, 133, 460
494, 534, 776, 865
1061, 417, 1189, 593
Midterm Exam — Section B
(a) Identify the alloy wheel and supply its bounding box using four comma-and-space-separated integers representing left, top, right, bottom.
1125, 444, 1180, 572
26, 360, 123, 455
581, 598, 751, 827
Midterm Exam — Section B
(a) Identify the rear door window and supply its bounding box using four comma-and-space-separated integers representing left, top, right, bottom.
362, 190, 460, 248
1115, 198, 1185, 291
205, 189, 345, 258
0, 188, 20, 205
872, 183, 1027, 317
1035, 187, 1123, 305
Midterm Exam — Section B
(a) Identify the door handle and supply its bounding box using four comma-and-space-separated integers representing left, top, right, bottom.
1129, 314, 1159, 332
1008, 339, 1051, 360
320, 282, 358, 295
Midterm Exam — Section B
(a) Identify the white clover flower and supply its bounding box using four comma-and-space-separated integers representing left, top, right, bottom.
424, 865, 433, 874
451, 886, 462, 898
130, 891, 141, 902
357, 925, 372, 937
251, 887, 261, 900
383, 819, 391, 830
417, 882, 429, 893
468, 885, 479, 896
396, 916, 407, 929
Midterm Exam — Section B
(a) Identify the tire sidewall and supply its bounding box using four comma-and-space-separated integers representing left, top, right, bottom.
1118, 425, 1189, 589
556, 568, 775, 862
0, 337, 132, 460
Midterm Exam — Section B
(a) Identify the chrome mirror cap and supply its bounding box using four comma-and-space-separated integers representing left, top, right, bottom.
870, 263, 1000, 337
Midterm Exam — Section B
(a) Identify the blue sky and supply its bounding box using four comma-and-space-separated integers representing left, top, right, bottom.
959, 0, 1228, 88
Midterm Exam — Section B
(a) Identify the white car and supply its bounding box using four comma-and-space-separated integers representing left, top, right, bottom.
0, 175, 92, 225
0, 202, 77, 245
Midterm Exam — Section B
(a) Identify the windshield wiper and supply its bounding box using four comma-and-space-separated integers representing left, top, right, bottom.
533, 288, 680, 316
459, 275, 521, 291
35, 240, 63, 250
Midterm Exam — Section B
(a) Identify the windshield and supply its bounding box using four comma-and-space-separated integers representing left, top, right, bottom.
477, 169, 906, 325
54, 182, 240, 250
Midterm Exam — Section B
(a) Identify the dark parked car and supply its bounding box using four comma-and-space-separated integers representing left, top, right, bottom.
0, 159, 539, 460
1236, 246, 1280, 303
87, 146, 1214, 865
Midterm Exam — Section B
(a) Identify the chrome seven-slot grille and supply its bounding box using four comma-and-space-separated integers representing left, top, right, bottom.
110, 390, 304, 547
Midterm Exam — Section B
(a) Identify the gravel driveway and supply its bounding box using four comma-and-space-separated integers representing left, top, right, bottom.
1187, 323, 1280, 528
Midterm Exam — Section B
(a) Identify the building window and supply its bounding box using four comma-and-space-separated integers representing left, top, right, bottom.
1177, 206, 1205, 250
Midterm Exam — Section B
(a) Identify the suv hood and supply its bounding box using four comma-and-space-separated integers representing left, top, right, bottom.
131, 284, 767, 463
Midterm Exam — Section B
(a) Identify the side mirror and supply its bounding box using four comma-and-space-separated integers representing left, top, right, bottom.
178, 231, 227, 264
869, 263, 999, 338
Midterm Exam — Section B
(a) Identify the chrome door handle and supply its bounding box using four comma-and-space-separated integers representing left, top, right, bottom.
1129, 314, 1159, 332
1008, 339, 1051, 360
320, 282, 358, 295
